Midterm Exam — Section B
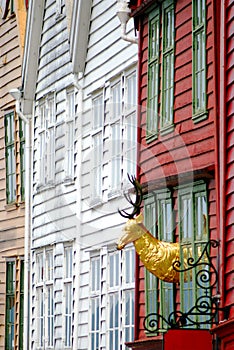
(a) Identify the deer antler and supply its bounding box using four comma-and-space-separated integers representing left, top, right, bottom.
118, 174, 143, 219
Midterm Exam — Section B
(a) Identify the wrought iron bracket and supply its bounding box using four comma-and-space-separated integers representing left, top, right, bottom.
143, 240, 230, 333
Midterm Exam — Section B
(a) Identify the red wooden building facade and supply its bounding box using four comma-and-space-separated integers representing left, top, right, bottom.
126, 0, 234, 349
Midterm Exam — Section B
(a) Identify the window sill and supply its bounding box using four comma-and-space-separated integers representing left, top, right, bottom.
4, 202, 19, 211
146, 132, 158, 144
108, 189, 121, 200
63, 177, 75, 186
192, 110, 208, 124
36, 183, 56, 193
90, 197, 103, 208
160, 123, 174, 136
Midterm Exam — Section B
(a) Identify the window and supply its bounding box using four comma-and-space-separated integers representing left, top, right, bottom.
38, 94, 56, 186
91, 69, 137, 203
192, 0, 207, 122
64, 246, 73, 348
65, 89, 76, 181
109, 71, 137, 193
124, 72, 137, 181
36, 250, 54, 348
46, 251, 54, 347
144, 191, 174, 332
179, 182, 209, 328
144, 195, 158, 331
147, 1, 175, 140
110, 81, 122, 191
90, 256, 101, 350
161, 1, 175, 132
157, 191, 175, 329
5, 259, 24, 350
108, 248, 135, 349
91, 94, 104, 202
4, 111, 25, 204
89, 247, 135, 349
5, 112, 16, 203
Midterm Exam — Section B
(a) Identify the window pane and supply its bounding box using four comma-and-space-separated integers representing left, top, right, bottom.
5, 112, 16, 203
193, 0, 206, 115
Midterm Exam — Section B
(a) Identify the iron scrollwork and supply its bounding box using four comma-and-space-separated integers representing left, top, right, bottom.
144, 240, 229, 333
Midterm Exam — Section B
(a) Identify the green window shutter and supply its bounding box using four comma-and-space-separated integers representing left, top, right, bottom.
5, 112, 16, 204
179, 182, 209, 328
161, 0, 175, 134
146, 9, 160, 141
5, 261, 16, 350
19, 261, 24, 350
192, 0, 207, 122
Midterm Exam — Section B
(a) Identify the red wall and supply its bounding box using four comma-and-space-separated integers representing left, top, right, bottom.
138, 0, 216, 186
224, 0, 234, 316
133, 0, 219, 343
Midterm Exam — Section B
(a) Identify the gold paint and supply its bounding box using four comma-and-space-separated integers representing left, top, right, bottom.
117, 213, 181, 283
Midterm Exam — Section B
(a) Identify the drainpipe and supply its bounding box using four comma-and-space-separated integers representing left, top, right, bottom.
116, 1, 138, 44
9, 89, 31, 350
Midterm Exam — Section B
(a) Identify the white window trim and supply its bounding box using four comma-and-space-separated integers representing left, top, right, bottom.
37, 93, 56, 189
62, 245, 73, 349
64, 88, 76, 182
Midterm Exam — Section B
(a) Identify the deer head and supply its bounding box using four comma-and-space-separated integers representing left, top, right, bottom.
117, 174, 144, 249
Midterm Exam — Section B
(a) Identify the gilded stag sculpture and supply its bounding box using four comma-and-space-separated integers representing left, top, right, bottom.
117, 175, 180, 283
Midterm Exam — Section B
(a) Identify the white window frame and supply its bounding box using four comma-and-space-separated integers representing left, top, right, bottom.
63, 246, 73, 348
38, 94, 56, 187
65, 88, 76, 181
91, 93, 104, 203
109, 69, 137, 196
36, 249, 55, 349
123, 70, 137, 184
89, 255, 101, 350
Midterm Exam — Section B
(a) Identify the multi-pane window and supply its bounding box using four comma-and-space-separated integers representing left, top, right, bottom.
124, 72, 137, 180
122, 248, 135, 347
108, 252, 120, 349
46, 251, 54, 347
161, 1, 175, 131
192, 0, 207, 121
89, 247, 135, 349
5, 111, 25, 204
179, 182, 209, 328
108, 248, 135, 349
90, 256, 101, 350
91, 70, 137, 202
5, 259, 24, 350
92, 94, 104, 201
157, 191, 174, 329
64, 246, 73, 348
144, 192, 174, 332
5, 261, 15, 350
65, 89, 76, 180
109, 71, 137, 193
36, 250, 54, 348
147, 0, 175, 140
144, 195, 158, 330
110, 81, 122, 191
38, 94, 56, 186
5, 112, 16, 203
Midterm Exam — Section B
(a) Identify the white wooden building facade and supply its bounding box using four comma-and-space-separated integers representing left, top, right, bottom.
21, 0, 138, 349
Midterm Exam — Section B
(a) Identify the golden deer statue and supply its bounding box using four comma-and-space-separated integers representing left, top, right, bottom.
117, 175, 180, 283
